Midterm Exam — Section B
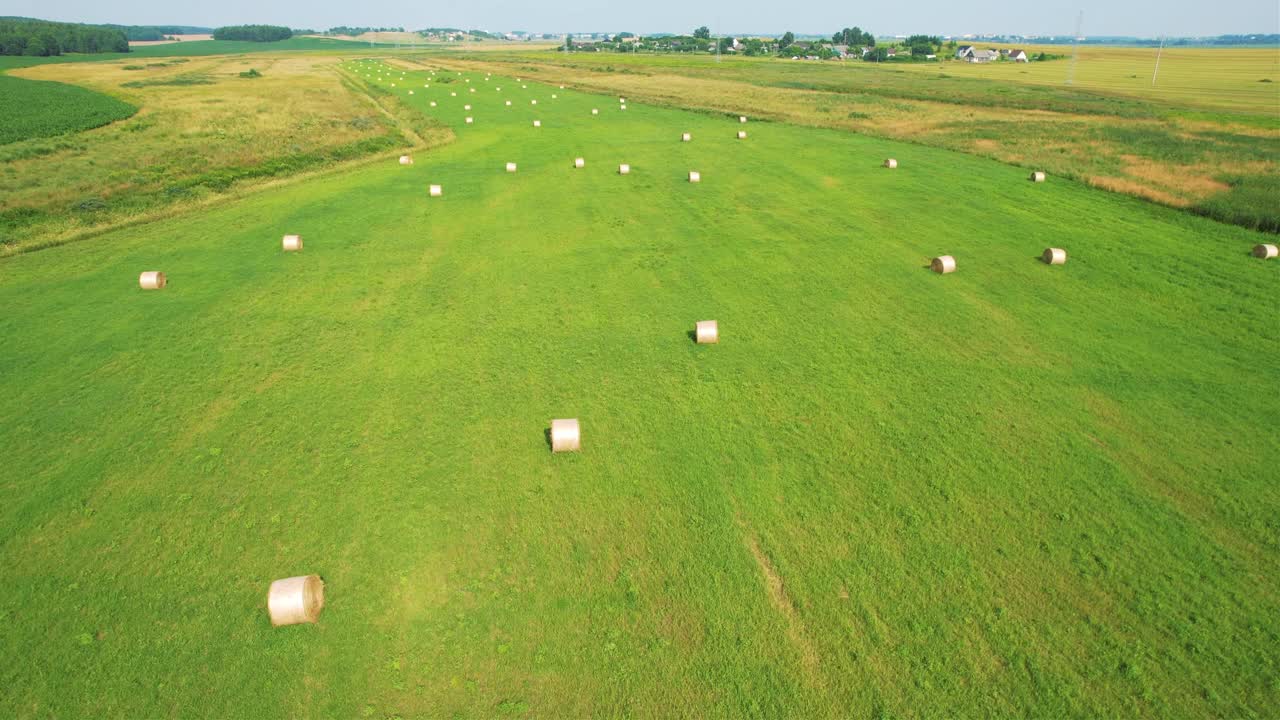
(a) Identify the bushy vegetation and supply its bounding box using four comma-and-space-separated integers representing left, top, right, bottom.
0, 75, 134, 144
0, 17, 129, 56
211, 25, 292, 42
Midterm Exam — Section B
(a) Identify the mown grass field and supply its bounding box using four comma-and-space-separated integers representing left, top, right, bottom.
442, 48, 1280, 232
1, 57, 1277, 718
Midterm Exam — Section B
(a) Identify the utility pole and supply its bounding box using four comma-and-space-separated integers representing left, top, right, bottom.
1066, 10, 1083, 85
1152, 35, 1166, 86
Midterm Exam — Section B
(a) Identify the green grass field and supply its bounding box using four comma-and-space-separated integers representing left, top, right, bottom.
1, 59, 1278, 718
0, 75, 136, 145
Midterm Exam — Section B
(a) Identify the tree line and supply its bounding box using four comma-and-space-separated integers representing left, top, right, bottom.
0, 17, 129, 56
211, 25, 292, 42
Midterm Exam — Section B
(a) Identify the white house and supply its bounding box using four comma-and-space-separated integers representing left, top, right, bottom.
1008, 49, 1030, 62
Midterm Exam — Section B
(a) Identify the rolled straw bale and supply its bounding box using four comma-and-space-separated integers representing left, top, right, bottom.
619, 164, 631, 175
522, 85, 527, 89
533, 120, 541, 127
682, 132, 692, 142
1030, 171, 1046, 182
560, 85, 565, 89
506, 100, 512, 106
465, 117, 474, 124
1042, 247, 1067, 265
267, 575, 324, 627
552, 94, 558, 99
399, 155, 413, 165
408, 90, 414, 95
620, 105, 627, 110
884, 159, 898, 169
737, 131, 747, 139
464, 104, 471, 110
688, 171, 701, 183
739, 116, 748, 123
429, 184, 443, 197
430, 101, 437, 107
138, 271, 166, 290
591, 108, 598, 115
931, 255, 957, 274
1254, 244, 1279, 259
506, 162, 517, 173
470, 88, 476, 93
695, 320, 719, 344
550, 418, 580, 453
619, 97, 626, 103
574, 157, 585, 168
282, 234, 303, 252
531, 99, 538, 105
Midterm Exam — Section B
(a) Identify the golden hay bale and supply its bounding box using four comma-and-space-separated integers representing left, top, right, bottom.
884, 159, 898, 169
695, 320, 719, 344
282, 235, 303, 252
408, 90, 414, 95
682, 132, 692, 142
1042, 247, 1067, 265
138, 271, 166, 290
559, 84, 565, 89
506, 100, 512, 106
531, 99, 538, 105
689, 171, 701, 183
1030, 171, 1046, 183
1254, 244, 1279, 259
620, 105, 627, 111
739, 116, 748, 123
464, 104, 471, 110
399, 155, 413, 165
619, 164, 631, 175
429, 184, 443, 197
470, 88, 476, 93
591, 108, 598, 115
429, 101, 437, 107
574, 157, 585, 168
267, 575, 324, 627
533, 120, 541, 127
931, 255, 957, 274
465, 117, 473, 124
619, 97, 626, 103
506, 162, 517, 173
552, 94, 558, 99
450, 92, 457, 96
737, 131, 747, 139
550, 418, 580, 453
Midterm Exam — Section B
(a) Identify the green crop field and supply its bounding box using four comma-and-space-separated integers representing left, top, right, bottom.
1, 57, 1278, 718
0, 75, 136, 145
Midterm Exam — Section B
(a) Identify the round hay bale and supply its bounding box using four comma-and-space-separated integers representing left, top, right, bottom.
533, 120, 541, 127
695, 320, 719, 344
1254, 244, 1279, 259
1030, 171, 1046, 183
560, 84, 565, 89
506, 100, 512, 106
138, 271, 166, 290
737, 131, 747, 139
620, 105, 627, 110
550, 418, 580, 453
268, 575, 324, 627
739, 116, 748, 123
531, 99, 538, 105
506, 162, 517, 173
618, 164, 631, 175
399, 155, 413, 165
450, 91, 457, 97
470, 88, 476, 93
522, 85, 527, 89
591, 108, 598, 115
282, 234, 303, 252
688, 171, 701, 183
884, 159, 898, 169
552, 94, 558, 99
619, 97, 626, 102
1042, 247, 1067, 265
465, 117, 474, 124
682, 132, 692, 142
931, 255, 957, 274
574, 157, 585, 168
464, 104, 471, 110
408, 90, 414, 95
429, 184, 443, 197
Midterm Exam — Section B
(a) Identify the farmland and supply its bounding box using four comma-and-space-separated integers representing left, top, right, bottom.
0, 75, 136, 145
438, 47, 1280, 231
1, 50, 1278, 718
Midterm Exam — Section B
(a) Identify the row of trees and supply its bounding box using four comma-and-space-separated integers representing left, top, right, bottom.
211, 25, 292, 42
0, 17, 129, 56
832, 27, 875, 47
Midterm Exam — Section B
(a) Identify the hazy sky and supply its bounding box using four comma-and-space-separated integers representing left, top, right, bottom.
4, 0, 1277, 37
